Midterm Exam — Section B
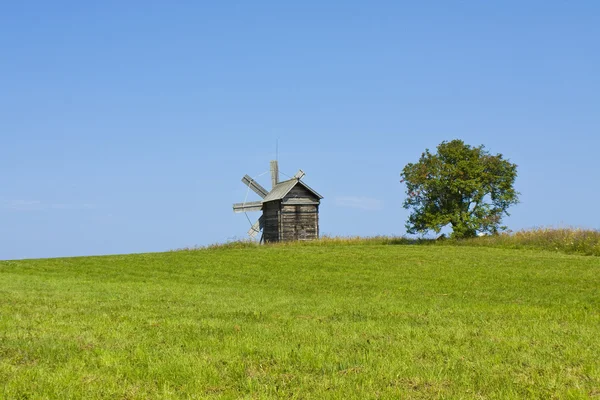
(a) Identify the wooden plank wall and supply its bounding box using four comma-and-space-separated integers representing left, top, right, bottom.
262, 183, 321, 242
262, 202, 280, 243
281, 184, 320, 241
286, 185, 314, 200
280, 204, 319, 241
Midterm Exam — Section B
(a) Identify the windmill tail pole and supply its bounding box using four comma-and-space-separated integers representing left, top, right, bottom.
270, 160, 279, 188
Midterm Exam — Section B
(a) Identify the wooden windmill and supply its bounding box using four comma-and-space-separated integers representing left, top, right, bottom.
233, 160, 323, 242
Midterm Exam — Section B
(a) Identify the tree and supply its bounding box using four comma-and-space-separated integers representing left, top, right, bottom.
400, 139, 519, 238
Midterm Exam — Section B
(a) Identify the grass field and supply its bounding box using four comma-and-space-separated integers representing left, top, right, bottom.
1, 242, 599, 398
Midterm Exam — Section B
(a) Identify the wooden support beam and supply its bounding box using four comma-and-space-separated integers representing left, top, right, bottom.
270, 160, 279, 188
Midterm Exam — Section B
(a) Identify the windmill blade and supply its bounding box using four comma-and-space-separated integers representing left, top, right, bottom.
294, 169, 305, 180
232, 201, 263, 213
247, 216, 264, 238
241, 175, 269, 198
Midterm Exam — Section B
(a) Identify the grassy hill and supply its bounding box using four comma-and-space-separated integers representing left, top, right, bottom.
1, 242, 599, 398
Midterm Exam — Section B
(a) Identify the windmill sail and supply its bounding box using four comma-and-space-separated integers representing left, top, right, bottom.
233, 201, 263, 213
241, 175, 268, 198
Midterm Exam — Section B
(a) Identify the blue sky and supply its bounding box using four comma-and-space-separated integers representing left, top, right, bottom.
1, 1, 599, 260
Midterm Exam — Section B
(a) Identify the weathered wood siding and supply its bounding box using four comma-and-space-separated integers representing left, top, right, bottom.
262, 201, 280, 243
285, 185, 314, 201
280, 204, 319, 241
262, 181, 321, 242
280, 183, 320, 241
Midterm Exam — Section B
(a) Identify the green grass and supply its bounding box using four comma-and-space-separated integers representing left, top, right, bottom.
1, 243, 599, 398
189, 228, 600, 257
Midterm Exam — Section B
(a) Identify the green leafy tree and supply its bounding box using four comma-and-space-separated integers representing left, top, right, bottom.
400, 140, 519, 238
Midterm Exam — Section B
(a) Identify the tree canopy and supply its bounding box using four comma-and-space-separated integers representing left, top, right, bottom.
400, 140, 519, 238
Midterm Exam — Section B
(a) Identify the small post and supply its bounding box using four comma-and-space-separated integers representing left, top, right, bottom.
270, 160, 279, 188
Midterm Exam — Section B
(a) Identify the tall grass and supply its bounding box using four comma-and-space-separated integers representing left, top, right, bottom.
453, 227, 600, 256
185, 228, 600, 256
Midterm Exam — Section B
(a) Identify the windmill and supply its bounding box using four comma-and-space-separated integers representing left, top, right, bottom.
233, 160, 323, 243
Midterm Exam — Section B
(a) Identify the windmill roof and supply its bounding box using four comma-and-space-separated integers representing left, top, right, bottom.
262, 178, 324, 203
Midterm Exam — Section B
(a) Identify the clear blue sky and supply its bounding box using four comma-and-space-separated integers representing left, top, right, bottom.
1, 1, 599, 260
